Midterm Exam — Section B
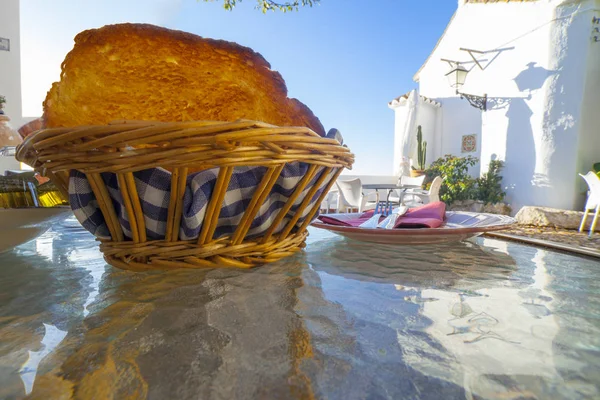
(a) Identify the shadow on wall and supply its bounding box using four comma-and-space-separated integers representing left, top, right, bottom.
504, 97, 535, 208
501, 62, 557, 210
433, 62, 559, 207
513, 62, 554, 93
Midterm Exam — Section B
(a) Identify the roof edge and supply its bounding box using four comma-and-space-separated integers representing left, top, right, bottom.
388, 91, 441, 108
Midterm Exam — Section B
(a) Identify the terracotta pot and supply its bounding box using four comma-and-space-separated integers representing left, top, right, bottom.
0, 115, 23, 147
410, 169, 425, 178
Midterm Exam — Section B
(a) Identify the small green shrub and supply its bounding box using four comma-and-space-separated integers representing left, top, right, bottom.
424, 155, 506, 205
424, 154, 478, 204
475, 159, 506, 204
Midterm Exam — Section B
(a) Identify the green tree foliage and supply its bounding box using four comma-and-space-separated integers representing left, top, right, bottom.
424, 155, 478, 204
424, 155, 507, 205
203, 0, 320, 12
475, 159, 506, 204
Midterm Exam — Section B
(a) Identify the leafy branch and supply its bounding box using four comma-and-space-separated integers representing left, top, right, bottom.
424, 155, 506, 205
204, 0, 320, 12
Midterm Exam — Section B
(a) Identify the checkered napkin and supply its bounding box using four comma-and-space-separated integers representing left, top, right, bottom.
68, 129, 343, 241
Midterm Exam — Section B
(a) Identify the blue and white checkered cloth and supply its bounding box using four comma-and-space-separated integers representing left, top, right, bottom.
68, 129, 343, 241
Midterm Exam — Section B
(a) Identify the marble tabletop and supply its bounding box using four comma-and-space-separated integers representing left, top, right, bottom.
1, 216, 599, 399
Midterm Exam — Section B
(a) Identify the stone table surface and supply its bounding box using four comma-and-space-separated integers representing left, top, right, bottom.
1, 217, 600, 399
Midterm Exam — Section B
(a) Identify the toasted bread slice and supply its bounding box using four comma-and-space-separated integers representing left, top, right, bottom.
43, 23, 325, 136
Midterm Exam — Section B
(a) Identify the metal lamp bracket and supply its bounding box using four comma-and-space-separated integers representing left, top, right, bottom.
459, 48, 485, 70
457, 91, 487, 111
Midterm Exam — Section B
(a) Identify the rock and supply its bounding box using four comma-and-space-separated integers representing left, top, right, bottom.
448, 201, 512, 215
515, 206, 600, 232
448, 200, 484, 213
482, 202, 512, 215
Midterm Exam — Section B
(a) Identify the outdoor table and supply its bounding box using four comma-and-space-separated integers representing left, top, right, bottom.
1, 216, 599, 398
362, 183, 425, 206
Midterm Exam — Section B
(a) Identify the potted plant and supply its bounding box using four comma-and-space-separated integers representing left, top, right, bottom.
410, 125, 427, 177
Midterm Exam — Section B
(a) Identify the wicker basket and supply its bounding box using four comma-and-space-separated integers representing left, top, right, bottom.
16, 119, 354, 271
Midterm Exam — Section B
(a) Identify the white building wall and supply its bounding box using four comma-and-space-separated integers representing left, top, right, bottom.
438, 99, 481, 177
577, 6, 600, 201
390, 95, 441, 175
414, 102, 439, 166
413, 0, 600, 211
553, 1, 600, 210
0, 0, 24, 129
392, 103, 410, 176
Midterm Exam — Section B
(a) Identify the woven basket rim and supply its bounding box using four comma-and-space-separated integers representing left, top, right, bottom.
16, 119, 354, 175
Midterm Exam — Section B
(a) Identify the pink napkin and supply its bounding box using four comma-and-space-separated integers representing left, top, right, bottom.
318, 214, 376, 227
317, 201, 446, 229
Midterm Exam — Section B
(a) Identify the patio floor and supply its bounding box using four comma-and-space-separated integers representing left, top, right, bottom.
485, 225, 600, 258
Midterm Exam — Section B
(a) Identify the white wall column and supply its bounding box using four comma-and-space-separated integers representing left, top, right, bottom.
536, 1, 597, 211
391, 101, 410, 176
0, 0, 24, 128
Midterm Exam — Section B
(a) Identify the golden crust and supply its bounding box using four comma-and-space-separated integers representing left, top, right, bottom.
43, 23, 325, 136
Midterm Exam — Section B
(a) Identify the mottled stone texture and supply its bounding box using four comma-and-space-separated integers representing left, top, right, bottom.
515, 206, 600, 232
448, 200, 512, 215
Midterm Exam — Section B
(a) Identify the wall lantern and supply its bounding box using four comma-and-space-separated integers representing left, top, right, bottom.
441, 53, 488, 111
445, 63, 468, 88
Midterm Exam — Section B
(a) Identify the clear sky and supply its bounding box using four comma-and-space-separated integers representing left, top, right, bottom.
20, 0, 456, 175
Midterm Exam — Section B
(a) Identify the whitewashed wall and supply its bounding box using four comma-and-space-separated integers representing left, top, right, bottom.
390, 95, 442, 175
391, 101, 411, 176
437, 98, 482, 178
413, 102, 440, 168
0, 0, 24, 129
414, 0, 600, 212
577, 6, 600, 198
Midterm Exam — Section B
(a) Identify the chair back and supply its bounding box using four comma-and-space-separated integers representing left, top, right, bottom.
399, 175, 425, 187
320, 190, 338, 213
428, 176, 443, 203
336, 178, 363, 209
580, 171, 600, 209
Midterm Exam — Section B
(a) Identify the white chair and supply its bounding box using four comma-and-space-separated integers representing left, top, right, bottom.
389, 175, 427, 204
579, 171, 600, 236
398, 175, 427, 203
397, 175, 426, 187
336, 179, 371, 213
320, 189, 338, 214
403, 176, 443, 207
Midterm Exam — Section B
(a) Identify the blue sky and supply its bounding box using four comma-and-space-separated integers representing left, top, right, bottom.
21, 0, 456, 175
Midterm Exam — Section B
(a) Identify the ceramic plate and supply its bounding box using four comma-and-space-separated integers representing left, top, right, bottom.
311, 211, 516, 245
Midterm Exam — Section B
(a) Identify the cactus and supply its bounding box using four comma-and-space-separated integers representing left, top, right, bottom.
416, 125, 427, 170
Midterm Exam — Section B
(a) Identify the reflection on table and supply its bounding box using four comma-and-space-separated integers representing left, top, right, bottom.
0, 222, 599, 399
